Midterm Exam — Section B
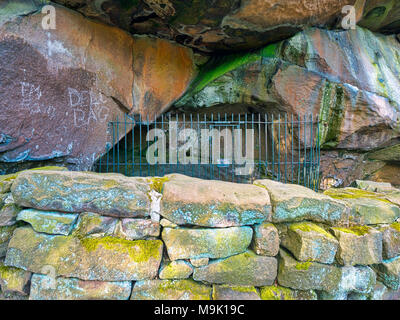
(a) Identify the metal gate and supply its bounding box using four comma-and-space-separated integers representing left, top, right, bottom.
92, 113, 321, 191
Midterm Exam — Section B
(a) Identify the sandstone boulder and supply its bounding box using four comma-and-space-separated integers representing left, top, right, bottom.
373, 256, 400, 290
29, 274, 131, 300
212, 285, 261, 300
114, 218, 160, 240
380, 223, 400, 260
161, 174, 271, 227
193, 251, 277, 287
5, 227, 163, 281
11, 171, 151, 218
0, 260, 30, 295
331, 225, 382, 265
251, 223, 280, 256
73, 212, 117, 237
130, 279, 212, 300
162, 226, 253, 261
159, 261, 193, 280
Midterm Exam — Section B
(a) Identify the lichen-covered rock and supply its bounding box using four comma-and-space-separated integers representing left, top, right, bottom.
380, 223, 400, 260
281, 222, 338, 264
324, 188, 400, 225
193, 251, 277, 286
331, 226, 382, 266
159, 261, 193, 280
73, 212, 117, 237
254, 180, 348, 225
0, 194, 20, 226
373, 256, 400, 290
0, 225, 16, 257
0, 260, 30, 295
190, 258, 209, 267
5, 227, 163, 281
11, 171, 151, 218
161, 174, 271, 227
212, 285, 261, 300
130, 279, 212, 300
16, 209, 78, 236
260, 285, 317, 300
162, 226, 252, 261
29, 274, 131, 300
114, 218, 160, 240
353, 180, 396, 193
277, 249, 342, 292
251, 222, 280, 256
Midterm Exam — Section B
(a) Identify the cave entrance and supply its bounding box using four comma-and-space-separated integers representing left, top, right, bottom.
92, 112, 321, 190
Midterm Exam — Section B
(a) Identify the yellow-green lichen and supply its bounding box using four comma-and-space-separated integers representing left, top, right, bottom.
324, 187, 393, 204
295, 261, 312, 271
390, 222, 400, 232
148, 177, 170, 193
289, 222, 335, 239
333, 225, 371, 236
260, 286, 294, 300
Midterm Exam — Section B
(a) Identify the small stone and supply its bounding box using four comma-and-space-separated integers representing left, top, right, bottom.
190, 258, 209, 267
5, 227, 163, 281
16, 209, 78, 235
324, 188, 400, 225
353, 180, 395, 193
114, 218, 160, 240
277, 249, 342, 292
254, 179, 348, 225
73, 212, 117, 237
160, 218, 178, 228
260, 285, 317, 300
11, 170, 151, 218
130, 279, 212, 300
0, 194, 20, 226
193, 251, 277, 287
331, 226, 382, 266
161, 174, 271, 227
213, 285, 261, 300
29, 274, 131, 300
0, 225, 17, 257
373, 256, 400, 290
162, 226, 252, 261
159, 260, 193, 280
0, 260, 31, 295
281, 222, 338, 264
251, 222, 279, 256
380, 222, 400, 259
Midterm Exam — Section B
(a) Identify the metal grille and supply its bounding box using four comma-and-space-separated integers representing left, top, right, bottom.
92, 113, 321, 191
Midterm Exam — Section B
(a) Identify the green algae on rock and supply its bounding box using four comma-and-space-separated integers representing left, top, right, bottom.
17, 209, 78, 236
5, 227, 163, 281
11, 170, 151, 218
130, 279, 212, 300
193, 250, 277, 287
162, 226, 252, 261
280, 222, 338, 264
0, 260, 30, 295
159, 260, 193, 280
161, 174, 271, 227
254, 179, 348, 225
260, 285, 317, 300
212, 284, 261, 300
29, 274, 132, 300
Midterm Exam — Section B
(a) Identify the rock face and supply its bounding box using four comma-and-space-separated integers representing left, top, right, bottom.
373, 256, 400, 290
11, 170, 151, 218
29, 274, 132, 300
130, 279, 212, 300
193, 251, 277, 286
280, 222, 339, 264
0, 3, 195, 172
254, 180, 348, 225
161, 174, 271, 227
5, 227, 163, 281
381, 223, 400, 260
331, 226, 383, 265
162, 226, 253, 260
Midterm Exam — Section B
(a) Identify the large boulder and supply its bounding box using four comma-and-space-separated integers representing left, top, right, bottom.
161, 174, 271, 227
193, 251, 277, 286
5, 227, 163, 281
162, 226, 253, 261
29, 274, 132, 300
254, 179, 348, 225
0, 3, 195, 171
11, 170, 151, 218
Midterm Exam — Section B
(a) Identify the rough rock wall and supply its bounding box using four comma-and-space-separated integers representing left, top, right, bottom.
1, 169, 400, 300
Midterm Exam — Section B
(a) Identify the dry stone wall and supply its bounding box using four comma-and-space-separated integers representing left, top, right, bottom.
1, 168, 400, 300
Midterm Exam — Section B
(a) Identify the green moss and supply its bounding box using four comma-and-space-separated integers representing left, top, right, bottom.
289, 222, 335, 239
295, 261, 312, 271
79, 236, 161, 263
260, 286, 294, 300
324, 187, 393, 203
333, 225, 371, 236
147, 176, 170, 194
